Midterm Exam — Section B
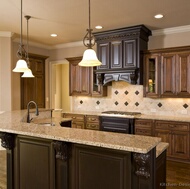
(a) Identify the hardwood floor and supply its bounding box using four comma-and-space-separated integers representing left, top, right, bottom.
0, 150, 190, 189
0, 150, 6, 189
166, 161, 190, 189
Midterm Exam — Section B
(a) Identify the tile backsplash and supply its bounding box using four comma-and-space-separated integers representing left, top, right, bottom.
72, 81, 190, 116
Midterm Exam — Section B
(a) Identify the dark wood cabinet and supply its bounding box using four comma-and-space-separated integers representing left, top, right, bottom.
21, 54, 47, 109
67, 57, 91, 96
94, 25, 151, 85
135, 119, 153, 136
154, 120, 190, 161
144, 46, 190, 98
97, 42, 110, 70
14, 135, 55, 189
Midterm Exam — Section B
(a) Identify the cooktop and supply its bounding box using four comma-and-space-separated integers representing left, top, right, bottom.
101, 111, 141, 115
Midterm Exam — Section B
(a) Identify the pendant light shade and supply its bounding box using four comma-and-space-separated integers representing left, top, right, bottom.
79, 0, 102, 67
21, 68, 34, 77
12, 59, 29, 72
22, 15, 34, 78
79, 49, 102, 66
12, 0, 30, 73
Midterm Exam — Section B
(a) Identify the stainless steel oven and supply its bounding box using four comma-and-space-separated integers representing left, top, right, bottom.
100, 111, 141, 134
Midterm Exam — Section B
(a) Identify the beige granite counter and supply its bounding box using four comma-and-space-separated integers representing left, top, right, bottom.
0, 110, 162, 154
61, 110, 190, 122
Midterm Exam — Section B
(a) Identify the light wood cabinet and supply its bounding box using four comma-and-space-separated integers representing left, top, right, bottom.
144, 46, 190, 98
135, 119, 153, 136
85, 115, 100, 130
154, 120, 190, 161
63, 113, 85, 129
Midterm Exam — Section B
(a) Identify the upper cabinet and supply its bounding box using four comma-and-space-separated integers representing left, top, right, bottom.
144, 46, 190, 98
67, 57, 92, 96
67, 57, 107, 97
94, 25, 152, 85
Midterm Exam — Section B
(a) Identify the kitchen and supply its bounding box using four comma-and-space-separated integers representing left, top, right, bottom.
0, 0, 190, 188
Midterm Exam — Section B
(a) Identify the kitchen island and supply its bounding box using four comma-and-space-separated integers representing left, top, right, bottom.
0, 110, 168, 189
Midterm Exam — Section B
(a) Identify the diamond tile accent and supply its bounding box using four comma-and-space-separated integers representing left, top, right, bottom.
115, 101, 119, 106
135, 91, 139, 95
115, 90, 119, 95
124, 101, 129, 106
183, 103, 188, 109
135, 102, 139, 106
80, 100, 83, 104
158, 103, 162, 107
124, 90, 129, 95
96, 101, 100, 105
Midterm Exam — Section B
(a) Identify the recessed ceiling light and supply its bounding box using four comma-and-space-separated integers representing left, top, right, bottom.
51, 34, 57, 37
95, 25, 103, 29
154, 14, 164, 19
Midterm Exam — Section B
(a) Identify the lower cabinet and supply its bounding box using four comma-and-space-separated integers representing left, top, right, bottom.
63, 113, 85, 129
135, 119, 153, 136
135, 119, 190, 162
154, 120, 190, 161
13, 136, 55, 189
85, 115, 100, 130
63, 113, 100, 130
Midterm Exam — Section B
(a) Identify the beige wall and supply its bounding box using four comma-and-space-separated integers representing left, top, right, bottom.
0, 37, 12, 111
148, 31, 190, 49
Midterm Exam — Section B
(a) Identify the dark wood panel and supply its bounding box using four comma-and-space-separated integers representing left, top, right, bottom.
72, 144, 131, 189
111, 41, 122, 69
14, 136, 55, 189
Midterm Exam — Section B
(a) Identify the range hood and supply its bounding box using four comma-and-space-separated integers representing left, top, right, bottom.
93, 25, 152, 85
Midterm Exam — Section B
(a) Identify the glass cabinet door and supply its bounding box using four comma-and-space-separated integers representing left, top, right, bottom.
144, 54, 160, 97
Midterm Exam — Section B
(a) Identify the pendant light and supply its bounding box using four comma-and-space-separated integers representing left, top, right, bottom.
22, 16, 34, 78
13, 0, 29, 72
78, 0, 102, 67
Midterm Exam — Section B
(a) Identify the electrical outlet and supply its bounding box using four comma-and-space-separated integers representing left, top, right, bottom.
151, 109, 156, 112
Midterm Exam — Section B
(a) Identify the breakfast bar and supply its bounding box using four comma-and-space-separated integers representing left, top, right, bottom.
0, 110, 168, 189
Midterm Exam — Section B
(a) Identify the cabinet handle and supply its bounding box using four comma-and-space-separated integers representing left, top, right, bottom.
72, 117, 76, 119
90, 118, 96, 121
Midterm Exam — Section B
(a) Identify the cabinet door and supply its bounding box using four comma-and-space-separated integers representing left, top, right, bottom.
21, 56, 46, 109
14, 136, 55, 189
123, 39, 137, 68
171, 131, 190, 160
155, 129, 171, 156
176, 52, 190, 97
110, 41, 122, 69
143, 54, 160, 97
97, 42, 110, 70
160, 53, 176, 97
68, 57, 91, 96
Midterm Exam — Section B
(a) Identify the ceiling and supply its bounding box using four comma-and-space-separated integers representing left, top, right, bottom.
0, 0, 190, 46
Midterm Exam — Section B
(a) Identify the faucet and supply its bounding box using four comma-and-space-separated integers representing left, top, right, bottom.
27, 101, 39, 123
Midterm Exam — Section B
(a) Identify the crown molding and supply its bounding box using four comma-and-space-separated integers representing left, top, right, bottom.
152, 25, 190, 36
0, 31, 14, 37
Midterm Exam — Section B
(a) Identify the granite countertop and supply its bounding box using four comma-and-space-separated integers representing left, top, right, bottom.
0, 110, 162, 154
61, 110, 190, 122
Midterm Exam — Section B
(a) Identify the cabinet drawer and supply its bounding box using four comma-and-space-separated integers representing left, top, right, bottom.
135, 127, 152, 136
72, 121, 85, 129
86, 123, 99, 130
135, 119, 153, 128
155, 121, 189, 131
86, 115, 99, 123
64, 113, 85, 121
